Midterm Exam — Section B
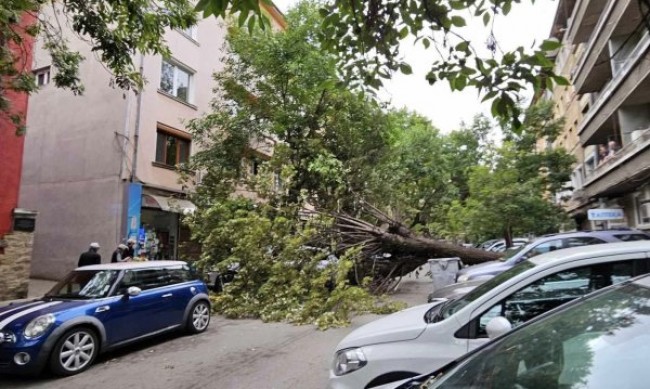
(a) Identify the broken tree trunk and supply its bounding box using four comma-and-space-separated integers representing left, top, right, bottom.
323, 202, 502, 293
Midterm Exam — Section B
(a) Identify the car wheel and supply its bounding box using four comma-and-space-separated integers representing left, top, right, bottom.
187, 300, 210, 334
49, 327, 99, 376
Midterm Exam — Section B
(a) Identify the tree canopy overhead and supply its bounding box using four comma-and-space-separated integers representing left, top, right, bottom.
2, 0, 565, 134
196, 0, 566, 128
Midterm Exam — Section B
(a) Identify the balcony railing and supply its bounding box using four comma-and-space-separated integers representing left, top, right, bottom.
584, 128, 650, 182
579, 31, 650, 138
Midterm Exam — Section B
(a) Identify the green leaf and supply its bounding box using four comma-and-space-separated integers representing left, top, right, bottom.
540, 39, 562, 52
552, 75, 570, 86
399, 63, 413, 75
482, 12, 490, 26
451, 16, 467, 27
455, 41, 469, 52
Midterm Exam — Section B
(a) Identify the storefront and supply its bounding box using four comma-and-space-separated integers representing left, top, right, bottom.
124, 186, 195, 260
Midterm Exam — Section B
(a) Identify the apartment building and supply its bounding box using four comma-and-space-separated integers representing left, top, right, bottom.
20, 5, 285, 280
546, 0, 650, 231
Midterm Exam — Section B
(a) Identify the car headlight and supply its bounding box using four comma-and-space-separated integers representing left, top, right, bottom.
24, 314, 56, 339
457, 274, 470, 283
333, 348, 367, 376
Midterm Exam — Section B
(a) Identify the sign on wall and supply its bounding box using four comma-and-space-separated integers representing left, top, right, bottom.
587, 208, 625, 221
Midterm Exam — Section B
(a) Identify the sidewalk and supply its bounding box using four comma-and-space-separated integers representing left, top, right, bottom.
1, 278, 57, 306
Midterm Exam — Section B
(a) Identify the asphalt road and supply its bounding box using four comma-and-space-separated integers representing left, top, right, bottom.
0, 275, 432, 389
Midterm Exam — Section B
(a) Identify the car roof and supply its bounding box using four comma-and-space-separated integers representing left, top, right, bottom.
77, 260, 188, 271
538, 229, 647, 240
528, 240, 650, 267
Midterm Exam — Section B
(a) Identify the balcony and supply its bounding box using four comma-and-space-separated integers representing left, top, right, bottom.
582, 128, 650, 199
578, 31, 650, 146
572, 0, 641, 94
565, 0, 609, 45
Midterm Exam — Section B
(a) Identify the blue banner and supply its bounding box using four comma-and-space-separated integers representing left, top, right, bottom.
126, 183, 142, 250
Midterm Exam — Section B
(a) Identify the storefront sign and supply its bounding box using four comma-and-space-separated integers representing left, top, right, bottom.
588, 208, 625, 221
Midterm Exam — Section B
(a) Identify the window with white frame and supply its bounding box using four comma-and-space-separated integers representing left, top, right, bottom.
33, 66, 51, 87
160, 60, 193, 103
178, 25, 198, 40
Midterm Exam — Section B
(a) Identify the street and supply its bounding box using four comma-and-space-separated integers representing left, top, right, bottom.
0, 276, 431, 389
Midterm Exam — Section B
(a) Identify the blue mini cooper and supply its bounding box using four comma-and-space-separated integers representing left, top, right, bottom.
0, 261, 210, 376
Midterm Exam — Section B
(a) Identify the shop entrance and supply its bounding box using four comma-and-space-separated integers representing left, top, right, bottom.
140, 208, 179, 260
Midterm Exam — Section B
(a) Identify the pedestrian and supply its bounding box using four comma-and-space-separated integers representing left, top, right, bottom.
125, 238, 136, 259
111, 243, 130, 263
78, 242, 101, 267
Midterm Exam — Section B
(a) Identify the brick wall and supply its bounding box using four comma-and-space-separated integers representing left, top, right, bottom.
0, 231, 33, 300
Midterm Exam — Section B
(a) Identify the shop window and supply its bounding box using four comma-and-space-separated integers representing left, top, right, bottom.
160, 60, 193, 103
156, 130, 191, 166
33, 66, 50, 87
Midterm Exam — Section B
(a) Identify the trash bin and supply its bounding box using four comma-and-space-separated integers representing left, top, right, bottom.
428, 257, 462, 291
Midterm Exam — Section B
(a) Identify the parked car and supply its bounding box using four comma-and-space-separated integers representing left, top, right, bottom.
484, 238, 529, 252
0, 261, 210, 376
206, 263, 240, 292
328, 241, 650, 389
475, 239, 498, 250
391, 273, 650, 389
456, 229, 650, 283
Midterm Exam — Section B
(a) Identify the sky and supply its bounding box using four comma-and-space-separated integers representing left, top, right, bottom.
272, 0, 560, 133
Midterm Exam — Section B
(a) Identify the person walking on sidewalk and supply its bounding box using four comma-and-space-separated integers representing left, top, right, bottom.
78, 242, 102, 267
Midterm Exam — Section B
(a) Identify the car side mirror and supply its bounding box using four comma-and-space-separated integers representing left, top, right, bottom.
486, 316, 512, 339
126, 286, 141, 297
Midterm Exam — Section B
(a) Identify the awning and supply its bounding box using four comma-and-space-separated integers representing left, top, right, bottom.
142, 194, 196, 215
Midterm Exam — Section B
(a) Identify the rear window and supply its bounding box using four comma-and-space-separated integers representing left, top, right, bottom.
614, 233, 650, 242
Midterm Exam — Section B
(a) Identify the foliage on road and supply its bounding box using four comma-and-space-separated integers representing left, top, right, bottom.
183, 3, 574, 326
190, 199, 405, 329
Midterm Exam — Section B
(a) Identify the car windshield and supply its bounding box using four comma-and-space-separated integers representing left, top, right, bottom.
46, 269, 119, 299
422, 280, 650, 389
499, 246, 525, 261
438, 261, 536, 320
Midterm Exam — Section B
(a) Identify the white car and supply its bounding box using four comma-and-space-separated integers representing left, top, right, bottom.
329, 241, 650, 389
485, 238, 528, 252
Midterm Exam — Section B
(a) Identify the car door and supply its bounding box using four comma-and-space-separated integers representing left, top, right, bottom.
101, 268, 173, 344
157, 266, 195, 327
462, 259, 639, 352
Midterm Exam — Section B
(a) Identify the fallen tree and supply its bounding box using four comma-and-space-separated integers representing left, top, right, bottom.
318, 202, 502, 294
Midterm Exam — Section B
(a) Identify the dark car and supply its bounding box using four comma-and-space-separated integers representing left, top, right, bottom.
394, 273, 650, 389
456, 229, 650, 283
0, 261, 210, 376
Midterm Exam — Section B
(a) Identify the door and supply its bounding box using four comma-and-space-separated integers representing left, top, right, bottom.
464, 260, 637, 351
101, 269, 174, 344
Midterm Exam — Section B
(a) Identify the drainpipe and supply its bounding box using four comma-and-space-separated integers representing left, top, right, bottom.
130, 53, 145, 182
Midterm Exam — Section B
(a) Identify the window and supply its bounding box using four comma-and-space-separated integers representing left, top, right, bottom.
160, 60, 193, 103
33, 66, 50, 87
119, 269, 172, 292
614, 233, 650, 242
636, 196, 650, 225
156, 130, 191, 166
562, 236, 606, 248
178, 25, 198, 40
475, 262, 635, 337
522, 239, 563, 259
